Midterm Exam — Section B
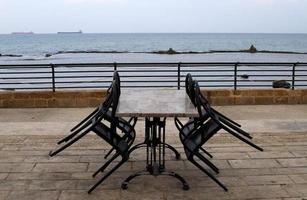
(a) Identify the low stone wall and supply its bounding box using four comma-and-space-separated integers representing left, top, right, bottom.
203, 89, 307, 106
0, 89, 307, 108
0, 90, 106, 108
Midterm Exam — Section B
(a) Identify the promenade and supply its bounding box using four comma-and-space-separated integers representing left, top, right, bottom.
1, 105, 307, 200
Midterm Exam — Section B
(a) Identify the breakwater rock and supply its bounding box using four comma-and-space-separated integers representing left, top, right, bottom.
273, 80, 291, 89
0, 53, 22, 57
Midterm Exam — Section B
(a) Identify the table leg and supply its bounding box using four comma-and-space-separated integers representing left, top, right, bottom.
122, 117, 189, 190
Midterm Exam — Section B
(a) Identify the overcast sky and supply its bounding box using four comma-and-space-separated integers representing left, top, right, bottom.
0, 0, 306, 34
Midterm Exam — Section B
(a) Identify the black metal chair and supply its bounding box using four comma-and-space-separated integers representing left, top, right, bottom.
88, 80, 136, 193
177, 74, 251, 140
49, 80, 136, 193
193, 81, 263, 152
49, 71, 137, 159
176, 81, 263, 191
177, 112, 228, 191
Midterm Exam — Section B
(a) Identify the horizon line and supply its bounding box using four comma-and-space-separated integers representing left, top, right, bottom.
1, 32, 307, 35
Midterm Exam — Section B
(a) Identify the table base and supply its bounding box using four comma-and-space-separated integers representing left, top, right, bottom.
123, 117, 189, 190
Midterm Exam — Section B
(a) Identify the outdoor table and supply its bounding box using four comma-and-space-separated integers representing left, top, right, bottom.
116, 89, 198, 190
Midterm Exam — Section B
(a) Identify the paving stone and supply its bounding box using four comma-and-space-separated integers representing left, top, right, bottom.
24, 155, 80, 163
76, 178, 123, 190
6, 172, 72, 180
29, 180, 77, 190
0, 180, 30, 190
87, 162, 131, 172
0, 163, 35, 173
0, 156, 25, 163
272, 167, 307, 175
59, 190, 120, 200
228, 185, 290, 199
229, 159, 281, 168
0, 173, 8, 180
189, 176, 247, 187
248, 151, 295, 159
6, 190, 60, 200
121, 189, 164, 200
211, 152, 250, 160
33, 163, 88, 172
278, 158, 307, 167
283, 184, 307, 197
0, 191, 10, 200
243, 175, 294, 185
291, 151, 307, 157
0, 150, 50, 156
289, 174, 307, 184
70, 172, 93, 180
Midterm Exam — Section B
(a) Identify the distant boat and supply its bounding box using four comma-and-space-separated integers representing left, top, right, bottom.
11, 31, 34, 35
57, 30, 83, 34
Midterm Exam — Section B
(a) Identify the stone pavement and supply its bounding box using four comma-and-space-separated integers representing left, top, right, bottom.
1, 105, 307, 200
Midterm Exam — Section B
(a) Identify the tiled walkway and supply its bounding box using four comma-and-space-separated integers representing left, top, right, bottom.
1, 105, 307, 200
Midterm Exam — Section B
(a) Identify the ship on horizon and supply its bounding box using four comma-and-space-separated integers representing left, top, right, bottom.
57, 30, 83, 34
11, 31, 34, 35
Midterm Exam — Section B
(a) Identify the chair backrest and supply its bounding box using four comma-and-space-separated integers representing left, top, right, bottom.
111, 80, 120, 118
113, 71, 121, 95
185, 73, 196, 106
194, 81, 218, 121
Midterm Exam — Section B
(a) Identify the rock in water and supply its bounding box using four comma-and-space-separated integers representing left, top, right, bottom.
240, 74, 249, 79
273, 80, 291, 89
166, 48, 177, 54
249, 45, 257, 53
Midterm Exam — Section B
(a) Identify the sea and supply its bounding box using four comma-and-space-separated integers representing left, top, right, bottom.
1, 33, 307, 64
1, 33, 307, 90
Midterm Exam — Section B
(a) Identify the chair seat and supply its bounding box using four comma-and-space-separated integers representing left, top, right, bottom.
181, 119, 220, 154
93, 122, 129, 153
104, 111, 135, 136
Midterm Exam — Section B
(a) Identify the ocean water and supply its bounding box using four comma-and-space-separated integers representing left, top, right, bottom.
1, 33, 307, 90
1, 33, 307, 56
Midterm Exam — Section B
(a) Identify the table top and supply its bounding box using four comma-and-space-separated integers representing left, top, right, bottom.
116, 89, 199, 118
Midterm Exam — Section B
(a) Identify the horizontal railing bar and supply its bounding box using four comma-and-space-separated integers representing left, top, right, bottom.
0, 77, 52, 80
0, 87, 52, 91
1, 62, 307, 67
0, 82, 52, 85
0, 72, 51, 74
54, 75, 179, 78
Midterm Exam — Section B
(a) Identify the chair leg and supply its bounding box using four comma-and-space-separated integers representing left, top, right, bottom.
57, 119, 92, 145
212, 108, 241, 127
220, 118, 252, 139
222, 125, 263, 152
88, 158, 127, 194
200, 147, 213, 158
92, 152, 120, 178
104, 148, 115, 159
49, 129, 91, 157
70, 108, 98, 132
195, 151, 219, 174
189, 157, 228, 192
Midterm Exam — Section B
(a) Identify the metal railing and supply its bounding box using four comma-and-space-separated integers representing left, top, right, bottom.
1, 62, 307, 91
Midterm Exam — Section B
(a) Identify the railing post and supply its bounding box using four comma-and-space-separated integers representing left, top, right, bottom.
114, 62, 117, 71
292, 62, 297, 90
234, 63, 238, 90
51, 64, 55, 92
178, 62, 181, 90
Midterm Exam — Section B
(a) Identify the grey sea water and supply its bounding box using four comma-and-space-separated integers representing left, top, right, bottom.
1, 33, 307, 64
1, 33, 307, 90
1, 33, 307, 55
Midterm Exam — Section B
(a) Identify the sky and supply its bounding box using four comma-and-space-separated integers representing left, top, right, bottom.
0, 0, 307, 34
